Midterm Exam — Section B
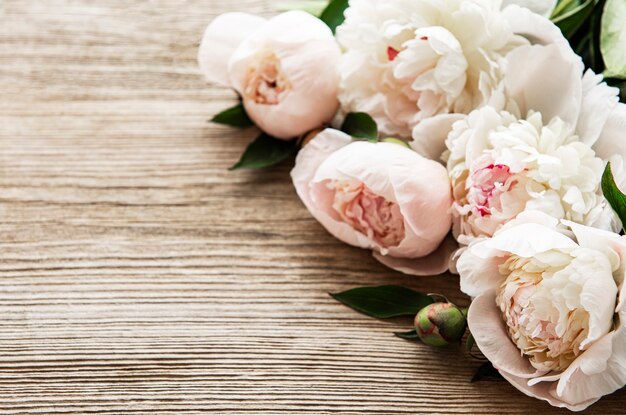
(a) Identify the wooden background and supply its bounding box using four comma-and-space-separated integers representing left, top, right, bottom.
0, 1, 624, 413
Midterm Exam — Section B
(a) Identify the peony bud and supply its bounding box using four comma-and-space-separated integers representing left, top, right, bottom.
414, 302, 467, 347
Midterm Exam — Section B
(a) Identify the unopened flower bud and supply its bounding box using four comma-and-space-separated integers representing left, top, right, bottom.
414, 302, 467, 347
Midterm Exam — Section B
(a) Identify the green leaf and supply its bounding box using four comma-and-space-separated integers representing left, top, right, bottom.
330, 285, 433, 319
395, 330, 419, 340
471, 362, 502, 383
275, 0, 329, 15
601, 0, 626, 78
552, 0, 595, 38
230, 133, 296, 170
212, 103, 254, 128
466, 333, 475, 353
341, 112, 379, 141
320, 0, 349, 34
602, 162, 626, 229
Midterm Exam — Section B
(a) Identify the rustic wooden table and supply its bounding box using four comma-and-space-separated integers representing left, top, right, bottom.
1, 1, 624, 413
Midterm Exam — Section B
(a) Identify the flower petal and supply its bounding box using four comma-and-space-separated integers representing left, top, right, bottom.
197, 12, 267, 85
410, 113, 464, 160
503, 43, 582, 126
291, 129, 370, 248
499, 371, 599, 411
577, 70, 619, 147
592, 103, 626, 167
457, 246, 505, 298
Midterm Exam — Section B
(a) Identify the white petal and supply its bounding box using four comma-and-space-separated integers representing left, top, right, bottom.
373, 236, 457, 276
197, 13, 267, 85
468, 292, 546, 378
593, 103, 626, 166
577, 70, 619, 147
473, 222, 577, 259
554, 329, 626, 409
457, 246, 504, 298
503, 5, 577, 60
410, 114, 464, 160
503, 44, 582, 126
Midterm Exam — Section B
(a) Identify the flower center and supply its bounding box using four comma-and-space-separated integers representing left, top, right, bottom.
244, 51, 291, 105
495, 251, 615, 372
328, 179, 405, 248
467, 164, 518, 218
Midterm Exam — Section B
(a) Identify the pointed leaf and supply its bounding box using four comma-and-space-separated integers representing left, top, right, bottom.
601, 0, 626, 79
212, 103, 254, 128
395, 330, 419, 340
601, 162, 626, 229
330, 285, 433, 319
552, 0, 595, 38
341, 112, 379, 141
471, 361, 503, 383
230, 133, 296, 170
320, 0, 349, 34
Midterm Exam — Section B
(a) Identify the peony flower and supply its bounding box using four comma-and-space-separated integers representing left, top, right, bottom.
443, 40, 626, 245
445, 106, 619, 245
458, 212, 626, 411
291, 128, 454, 275
336, 0, 544, 148
198, 11, 341, 139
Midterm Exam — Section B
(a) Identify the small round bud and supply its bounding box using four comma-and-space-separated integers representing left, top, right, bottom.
414, 302, 467, 347
382, 137, 410, 148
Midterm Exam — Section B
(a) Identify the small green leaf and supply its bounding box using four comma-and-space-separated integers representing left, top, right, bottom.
230, 133, 296, 170
471, 361, 502, 383
275, 0, 328, 15
341, 112, 379, 141
601, 162, 626, 229
212, 103, 254, 128
330, 285, 433, 319
395, 330, 419, 340
552, 0, 595, 38
320, 0, 349, 34
381, 138, 410, 148
601, 0, 626, 79
466, 333, 475, 353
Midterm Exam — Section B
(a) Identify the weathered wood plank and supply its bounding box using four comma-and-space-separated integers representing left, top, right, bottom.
0, 1, 624, 413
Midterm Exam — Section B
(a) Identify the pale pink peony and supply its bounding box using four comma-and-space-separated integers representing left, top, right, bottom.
198, 11, 341, 139
291, 128, 455, 276
459, 211, 626, 411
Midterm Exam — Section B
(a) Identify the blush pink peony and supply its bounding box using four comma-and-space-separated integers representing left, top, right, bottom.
198, 11, 341, 139
459, 212, 626, 411
291, 129, 455, 275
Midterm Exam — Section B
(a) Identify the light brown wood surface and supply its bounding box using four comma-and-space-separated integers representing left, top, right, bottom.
0, 1, 624, 413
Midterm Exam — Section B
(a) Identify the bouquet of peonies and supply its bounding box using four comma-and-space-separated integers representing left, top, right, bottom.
199, 0, 626, 410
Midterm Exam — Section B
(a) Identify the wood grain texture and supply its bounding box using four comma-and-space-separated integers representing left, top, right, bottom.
0, 1, 624, 413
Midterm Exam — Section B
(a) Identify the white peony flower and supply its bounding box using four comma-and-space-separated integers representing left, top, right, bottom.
198, 11, 341, 139
458, 212, 626, 411
443, 40, 626, 245
336, 0, 538, 145
445, 106, 619, 244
